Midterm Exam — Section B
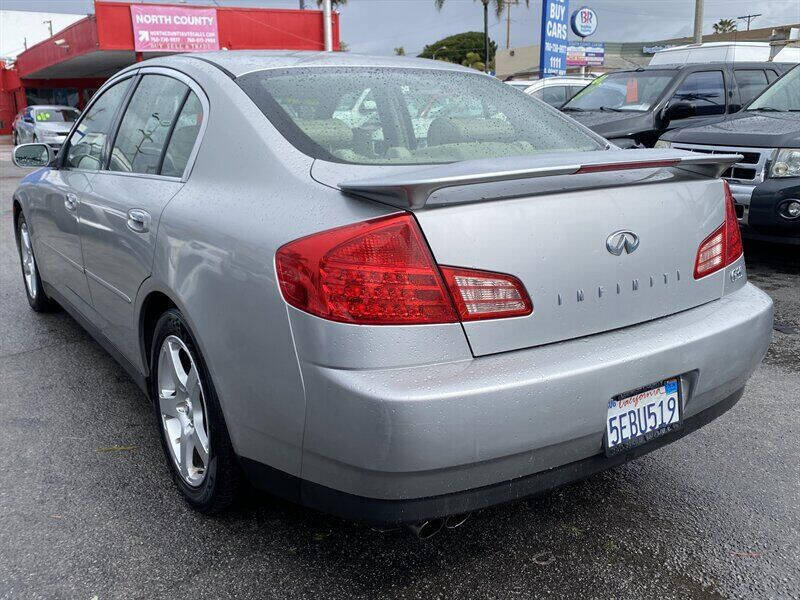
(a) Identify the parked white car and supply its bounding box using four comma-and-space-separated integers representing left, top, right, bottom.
523, 76, 595, 107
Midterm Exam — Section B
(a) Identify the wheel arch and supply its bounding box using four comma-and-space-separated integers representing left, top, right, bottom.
138, 287, 179, 377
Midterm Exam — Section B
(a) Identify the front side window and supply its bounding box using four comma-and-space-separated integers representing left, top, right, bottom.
747, 66, 800, 112
65, 80, 130, 170
563, 71, 676, 112
108, 75, 190, 175
670, 71, 726, 117
734, 70, 769, 106
238, 68, 603, 165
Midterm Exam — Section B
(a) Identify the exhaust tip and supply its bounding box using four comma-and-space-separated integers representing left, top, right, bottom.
404, 519, 445, 540
444, 512, 471, 530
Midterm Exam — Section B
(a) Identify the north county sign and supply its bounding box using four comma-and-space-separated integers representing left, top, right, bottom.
131, 5, 220, 52
570, 7, 598, 38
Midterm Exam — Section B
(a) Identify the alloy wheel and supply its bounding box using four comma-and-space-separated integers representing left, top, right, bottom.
157, 335, 210, 487
18, 221, 38, 300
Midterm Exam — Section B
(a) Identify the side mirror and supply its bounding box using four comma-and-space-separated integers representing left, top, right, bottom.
663, 101, 695, 123
13, 143, 55, 168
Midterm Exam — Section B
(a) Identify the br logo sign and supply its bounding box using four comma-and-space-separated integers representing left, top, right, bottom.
571, 7, 598, 38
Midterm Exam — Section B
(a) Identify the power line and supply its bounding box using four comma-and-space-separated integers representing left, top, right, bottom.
736, 13, 762, 31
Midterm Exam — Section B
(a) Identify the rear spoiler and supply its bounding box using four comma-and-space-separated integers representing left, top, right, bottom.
339, 150, 742, 209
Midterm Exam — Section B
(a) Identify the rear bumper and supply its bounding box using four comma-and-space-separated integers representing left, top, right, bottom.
243, 387, 745, 523
246, 283, 772, 522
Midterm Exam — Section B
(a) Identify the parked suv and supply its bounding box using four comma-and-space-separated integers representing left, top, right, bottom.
12, 105, 80, 148
659, 64, 800, 245
562, 62, 791, 148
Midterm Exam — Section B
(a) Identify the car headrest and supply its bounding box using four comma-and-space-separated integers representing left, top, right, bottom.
427, 117, 515, 147
296, 118, 353, 150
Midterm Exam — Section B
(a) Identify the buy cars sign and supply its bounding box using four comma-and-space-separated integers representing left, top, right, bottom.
131, 5, 220, 52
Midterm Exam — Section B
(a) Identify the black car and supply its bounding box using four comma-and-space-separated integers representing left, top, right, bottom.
659, 65, 800, 245
561, 62, 791, 149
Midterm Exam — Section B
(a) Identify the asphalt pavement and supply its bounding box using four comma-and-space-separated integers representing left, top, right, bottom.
1, 139, 798, 600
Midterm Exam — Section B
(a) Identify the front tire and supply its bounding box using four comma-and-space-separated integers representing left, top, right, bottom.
15, 213, 57, 312
150, 309, 242, 512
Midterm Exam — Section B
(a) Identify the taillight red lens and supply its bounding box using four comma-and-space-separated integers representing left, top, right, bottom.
276, 214, 459, 325
440, 266, 533, 321
694, 181, 744, 279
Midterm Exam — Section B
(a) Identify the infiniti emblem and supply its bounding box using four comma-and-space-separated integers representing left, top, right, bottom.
606, 230, 640, 255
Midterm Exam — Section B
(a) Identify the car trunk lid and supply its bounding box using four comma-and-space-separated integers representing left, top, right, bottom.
313, 149, 741, 356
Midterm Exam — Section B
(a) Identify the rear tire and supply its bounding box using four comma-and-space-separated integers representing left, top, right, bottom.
15, 213, 57, 312
150, 309, 242, 513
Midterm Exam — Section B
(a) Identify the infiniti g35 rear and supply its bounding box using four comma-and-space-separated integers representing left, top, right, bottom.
11, 51, 773, 527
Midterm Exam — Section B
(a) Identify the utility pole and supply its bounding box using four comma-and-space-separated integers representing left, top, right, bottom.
737, 13, 761, 31
323, 0, 333, 51
505, 0, 518, 49
299, 0, 305, 8
693, 0, 704, 44
482, 0, 490, 73
43, 19, 53, 37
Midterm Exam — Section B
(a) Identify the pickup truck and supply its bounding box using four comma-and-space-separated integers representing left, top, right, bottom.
562, 62, 792, 149
658, 64, 800, 245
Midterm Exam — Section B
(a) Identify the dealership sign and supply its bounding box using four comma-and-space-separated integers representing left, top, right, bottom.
567, 42, 604, 66
570, 7, 597, 38
539, 0, 569, 77
131, 5, 220, 52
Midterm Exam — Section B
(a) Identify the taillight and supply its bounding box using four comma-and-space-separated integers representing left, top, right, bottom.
276, 214, 533, 325
440, 266, 532, 321
694, 181, 743, 279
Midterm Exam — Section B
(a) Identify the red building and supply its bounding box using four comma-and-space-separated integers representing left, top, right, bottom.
0, 1, 340, 133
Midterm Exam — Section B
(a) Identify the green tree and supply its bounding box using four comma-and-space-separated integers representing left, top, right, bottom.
394, 46, 406, 56
418, 32, 497, 69
712, 18, 737, 34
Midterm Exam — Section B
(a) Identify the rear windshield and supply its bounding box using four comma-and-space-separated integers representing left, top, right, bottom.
34, 108, 79, 122
564, 70, 676, 112
237, 67, 604, 165
747, 65, 800, 112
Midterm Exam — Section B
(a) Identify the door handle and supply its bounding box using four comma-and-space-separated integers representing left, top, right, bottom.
126, 208, 151, 233
64, 193, 78, 212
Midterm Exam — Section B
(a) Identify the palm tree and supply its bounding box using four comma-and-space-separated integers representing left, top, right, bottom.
394, 46, 406, 56
712, 18, 737, 34
434, 0, 529, 73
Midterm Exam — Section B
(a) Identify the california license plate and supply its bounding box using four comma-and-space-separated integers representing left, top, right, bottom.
605, 378, 682, 454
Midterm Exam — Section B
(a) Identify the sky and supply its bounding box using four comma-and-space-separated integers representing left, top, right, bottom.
1, 0, 799, 58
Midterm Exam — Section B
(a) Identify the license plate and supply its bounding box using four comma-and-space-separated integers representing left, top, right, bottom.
605, 378, 681, 454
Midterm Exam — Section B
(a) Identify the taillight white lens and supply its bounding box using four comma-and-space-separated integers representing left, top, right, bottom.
694, 181, 744, 279
440, 266, 533, 321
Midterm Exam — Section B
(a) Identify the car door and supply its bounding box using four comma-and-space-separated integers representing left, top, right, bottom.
31, 78, 133, 312
77, 68, 205, 364
663, 69, 727, 132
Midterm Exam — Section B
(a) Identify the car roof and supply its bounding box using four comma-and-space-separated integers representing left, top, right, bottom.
172, 50, 478, 78
26, 105, 79, 111
614, 62, 783, 73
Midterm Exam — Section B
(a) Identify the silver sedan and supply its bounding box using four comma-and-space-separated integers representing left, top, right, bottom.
11, 52, 772, 538
12, 104, 80, 148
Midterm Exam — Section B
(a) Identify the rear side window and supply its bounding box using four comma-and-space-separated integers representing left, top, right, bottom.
161, 92, 203, 178
671, 71, 726, 116
533, 86, 567, 107
766, 70, 779, 83
237, 67, 603, 165
108, 75, 190, 175
735, 69, 769, 106
65, 80, 130, 170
